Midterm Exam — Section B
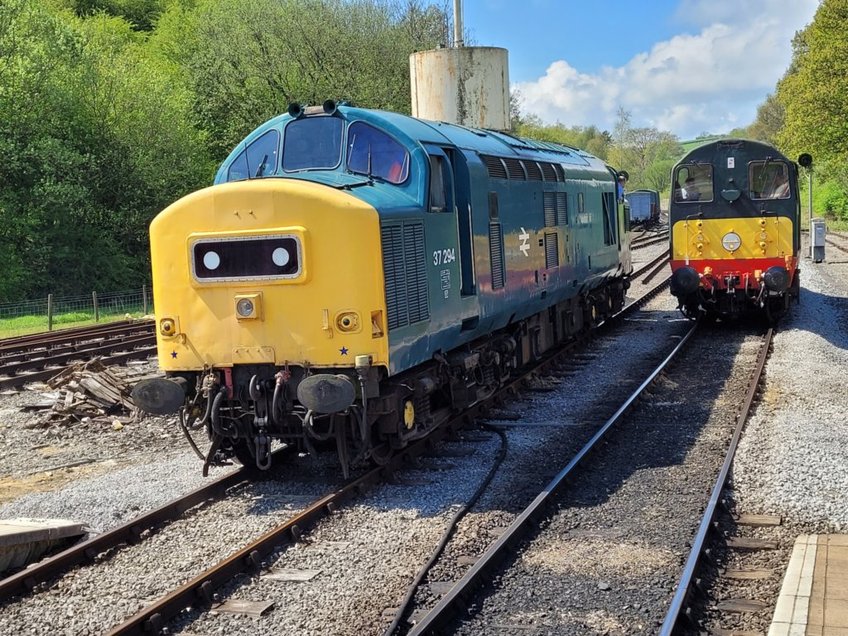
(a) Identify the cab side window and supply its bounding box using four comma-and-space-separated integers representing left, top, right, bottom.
429, 155, 447, 212
347, 122, 409, 184
227, 129, 280, 181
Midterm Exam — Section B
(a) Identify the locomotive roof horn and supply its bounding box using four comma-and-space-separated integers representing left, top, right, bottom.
323, 100, 338, 115
287, 102, 304, 118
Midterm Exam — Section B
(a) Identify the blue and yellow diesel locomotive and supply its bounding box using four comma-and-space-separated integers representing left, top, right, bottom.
134, 102, 632, 473
669, 139, 803, 321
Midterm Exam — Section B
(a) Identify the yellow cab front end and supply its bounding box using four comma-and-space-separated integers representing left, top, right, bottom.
153, 178, 387, 373
143, 178, 389, 471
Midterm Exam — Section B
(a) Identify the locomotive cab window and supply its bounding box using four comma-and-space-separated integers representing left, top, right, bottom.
749, 161, 790, 200
429, 155, 447, 212
282, 116, 343, 172
347, 122, 409, 184
673, 165, 713, 203
227, 129, 280, 181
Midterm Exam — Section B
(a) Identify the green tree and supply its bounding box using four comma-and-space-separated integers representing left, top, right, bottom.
514, 114, 613, 159
151, 0, 447, 159
68, 0, 167, 31
608, 107, 683, 190
746, 93, 784, 145
0, 0, 210, 301
777, 0, 848, 170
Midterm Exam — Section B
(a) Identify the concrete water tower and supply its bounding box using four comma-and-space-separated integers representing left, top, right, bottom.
409, 0, 510, 131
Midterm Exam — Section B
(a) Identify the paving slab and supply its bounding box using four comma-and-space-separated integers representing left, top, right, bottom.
768, 535, 848, 636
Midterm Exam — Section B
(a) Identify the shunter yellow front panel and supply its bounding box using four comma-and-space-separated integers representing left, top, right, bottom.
672, 216, 793, 262
150, 179, 389, 372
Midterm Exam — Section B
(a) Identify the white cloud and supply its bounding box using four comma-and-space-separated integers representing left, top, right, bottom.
515, 0, 819, 139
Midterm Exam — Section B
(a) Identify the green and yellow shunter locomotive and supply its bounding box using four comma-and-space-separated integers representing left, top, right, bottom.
134, 102, 632, 474
669, 139, 804, 321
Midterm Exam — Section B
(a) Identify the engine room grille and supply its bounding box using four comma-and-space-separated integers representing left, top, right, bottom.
481, 155, 508, 179
381, 222, 429, 330
544, 192, 557, 227
541, 162, 558, 181
545, 232, 559, 269
556, 192, 568, 224
489, 222, 505, 289
503, 158, 526, 180
523, 160, 543, 181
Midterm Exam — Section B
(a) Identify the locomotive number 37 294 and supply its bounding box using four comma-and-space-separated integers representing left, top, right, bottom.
432, 248, 456, 266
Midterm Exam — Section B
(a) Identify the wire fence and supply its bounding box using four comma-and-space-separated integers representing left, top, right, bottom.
0, 287, 153, 338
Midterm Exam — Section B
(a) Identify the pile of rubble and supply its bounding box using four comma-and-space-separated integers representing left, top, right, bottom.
22, 359, 158, 428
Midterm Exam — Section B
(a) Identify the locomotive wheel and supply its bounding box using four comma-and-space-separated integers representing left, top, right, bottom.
229, 439, 257, 468
369, 441, 394, 466
791, 270, 801, 304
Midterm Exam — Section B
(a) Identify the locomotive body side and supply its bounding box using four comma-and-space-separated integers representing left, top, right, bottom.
669, 139, 801, 321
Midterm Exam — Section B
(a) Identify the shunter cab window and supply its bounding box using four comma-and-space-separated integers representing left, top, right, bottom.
673, 164, 713, 203
227, 129, 280, 181
282, 116, 343, 171
347, 122, 409, 184
749, 161, 790, 200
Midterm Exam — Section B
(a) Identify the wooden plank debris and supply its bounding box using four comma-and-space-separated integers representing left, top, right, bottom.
21, 358, 157, 428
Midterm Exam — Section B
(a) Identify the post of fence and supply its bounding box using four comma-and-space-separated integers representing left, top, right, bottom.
93, 291, 99, 322
142, 284, 148, 316
47, 293, 54, 332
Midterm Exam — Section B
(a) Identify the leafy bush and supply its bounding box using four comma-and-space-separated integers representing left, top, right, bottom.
814, 179, 848, 221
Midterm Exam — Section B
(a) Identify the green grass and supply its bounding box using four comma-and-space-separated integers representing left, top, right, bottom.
0, 308, 148, 339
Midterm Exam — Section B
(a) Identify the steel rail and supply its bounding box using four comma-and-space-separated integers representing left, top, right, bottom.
0, 342, 156, 390
0, 320, 153, 354
0, 465, 255, 602
631, 250, 669, 280
641, 255, 671, 285
825, 237, 848, 256
658, 327, 774, 635
0, 326, 153, 365
631, 234, 670, 250
407, 318, 698, 635
0, 335, 154, 376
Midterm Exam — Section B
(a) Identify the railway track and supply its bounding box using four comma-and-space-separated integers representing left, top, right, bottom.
632, 249, 670, 283
825, 236, 848, 256
0, 279, 674, 635
0, 320, 155, 390
660, 328, 774, 634
110, 278, 674, 635
402, 324, 771, 635
631, 228, 669, 250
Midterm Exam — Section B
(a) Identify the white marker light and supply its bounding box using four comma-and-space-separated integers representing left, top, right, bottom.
203, 250, 221, 270
272, 247, 290, 267
721, 232, 742, 252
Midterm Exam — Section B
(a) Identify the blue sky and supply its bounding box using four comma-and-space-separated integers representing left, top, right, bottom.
462, 0, 819, 140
